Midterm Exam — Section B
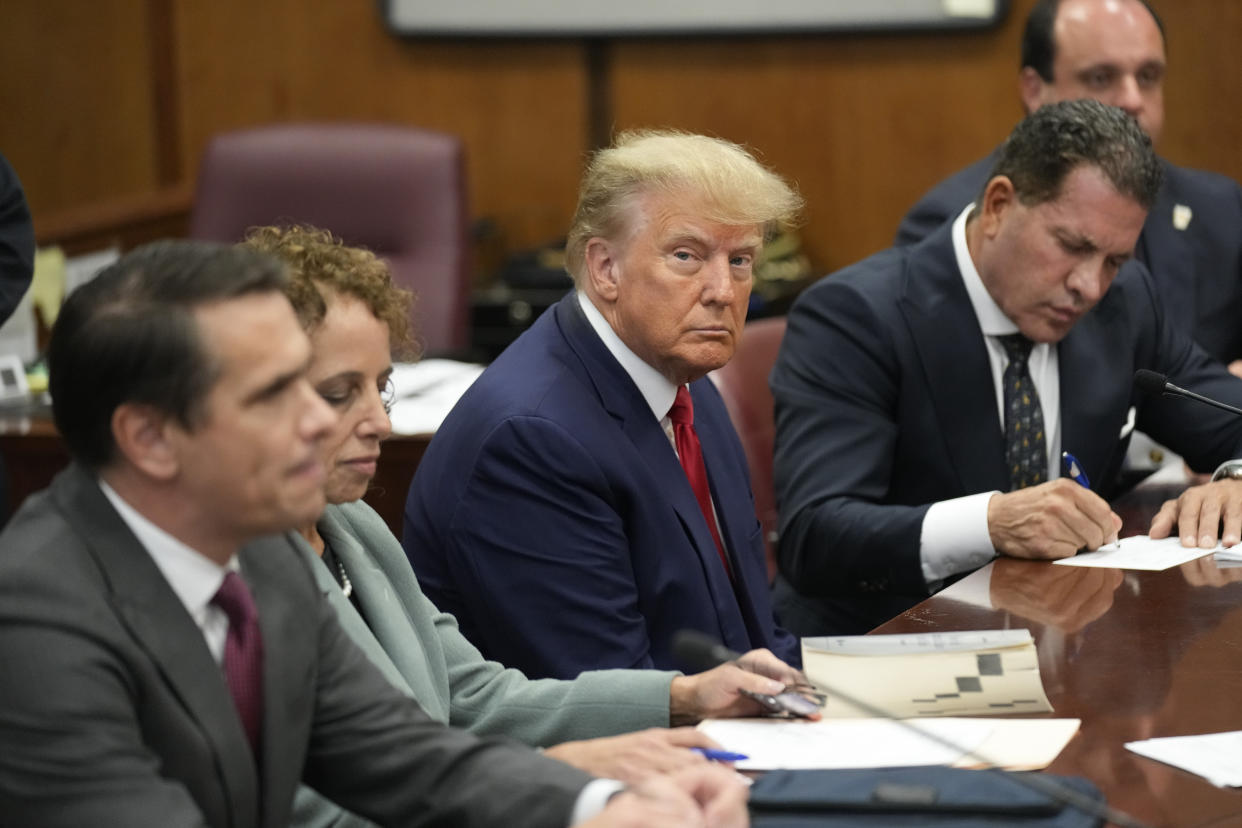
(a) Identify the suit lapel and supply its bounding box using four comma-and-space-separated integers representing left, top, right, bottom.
53, 466, 260, 827
309, 513, 431, 707
693, 382, 773, 648
555, 297, 747, 645
1057, 289, 1135, 495
898, 227, 1009, 494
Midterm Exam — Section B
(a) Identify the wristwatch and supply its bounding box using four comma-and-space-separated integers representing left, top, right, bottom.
1210, 460, 1242, 482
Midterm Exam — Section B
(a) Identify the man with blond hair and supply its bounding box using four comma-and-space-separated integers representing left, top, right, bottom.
404, 130, 803, 680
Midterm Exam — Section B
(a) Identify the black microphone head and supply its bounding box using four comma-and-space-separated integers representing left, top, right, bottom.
1134, 369, 1168, 396
671, 629, 742, 673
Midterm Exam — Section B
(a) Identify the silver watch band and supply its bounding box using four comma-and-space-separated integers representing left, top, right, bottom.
1209, 459, 1242, 482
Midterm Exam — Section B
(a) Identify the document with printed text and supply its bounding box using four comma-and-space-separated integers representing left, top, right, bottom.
801, 630, 1052, 718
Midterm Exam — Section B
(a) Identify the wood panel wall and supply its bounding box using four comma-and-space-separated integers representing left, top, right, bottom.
2, 0, 1238, 276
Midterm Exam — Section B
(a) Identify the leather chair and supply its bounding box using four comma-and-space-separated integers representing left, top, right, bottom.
710, 316, 787, 580
189, 123, 470, 355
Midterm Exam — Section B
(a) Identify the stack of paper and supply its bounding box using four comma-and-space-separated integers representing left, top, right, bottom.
801, 630, 1052, 718
1214, 547, 1242, 564
697, 716, 1081, 772
706, 631, 1077, 772
388, 359, 485, 435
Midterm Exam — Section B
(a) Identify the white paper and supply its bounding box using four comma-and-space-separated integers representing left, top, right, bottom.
697, 718, 989, 770
697, 717, 1080, 772
1126, 731, 1242, 787
387, 359, 484, 435
1053, 535, 1218, 570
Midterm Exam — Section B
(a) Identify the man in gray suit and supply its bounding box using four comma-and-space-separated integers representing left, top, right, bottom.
0, 241, 747, 828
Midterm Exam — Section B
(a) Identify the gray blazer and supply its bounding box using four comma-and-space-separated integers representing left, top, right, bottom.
291, 500, 677, 828
0, 465, 591, 828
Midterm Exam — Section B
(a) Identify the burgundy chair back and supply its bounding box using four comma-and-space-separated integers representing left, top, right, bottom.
190, 123, 470, 354
710, 316, 787, 581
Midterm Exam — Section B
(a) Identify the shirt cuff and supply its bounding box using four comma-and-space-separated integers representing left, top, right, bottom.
570, 779, 626, 825
920, 491, 1000, 584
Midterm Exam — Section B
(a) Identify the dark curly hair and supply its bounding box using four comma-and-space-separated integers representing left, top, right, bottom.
985, 99, 1162, 210
242, 225, 419, 360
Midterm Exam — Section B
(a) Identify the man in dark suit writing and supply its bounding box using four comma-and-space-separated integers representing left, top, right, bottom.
404, 130, 803, 679
0, 241, 747, 827
772, 100, 1242, 636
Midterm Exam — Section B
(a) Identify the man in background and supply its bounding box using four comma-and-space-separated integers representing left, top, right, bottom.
897, 0, 1242, 371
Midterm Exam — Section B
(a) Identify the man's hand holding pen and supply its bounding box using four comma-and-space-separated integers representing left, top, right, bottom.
987, 479, 1122, 560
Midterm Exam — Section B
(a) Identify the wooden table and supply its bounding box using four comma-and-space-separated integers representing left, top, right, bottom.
874, 479, 1242, 827
0, 410, 430, 538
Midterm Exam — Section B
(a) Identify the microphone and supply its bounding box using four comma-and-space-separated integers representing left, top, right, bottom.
673, 629, 1153, 828
1134, 369, 1242, 416
673, 629, 742, 674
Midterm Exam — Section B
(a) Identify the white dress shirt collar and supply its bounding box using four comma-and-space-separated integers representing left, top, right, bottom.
952, 205, 1020, 337
577, 290, 680, 421
98, 479, 235, 658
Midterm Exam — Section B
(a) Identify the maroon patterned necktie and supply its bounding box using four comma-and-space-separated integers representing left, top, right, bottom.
211, 571, 264, 754
668, 386, 733, 580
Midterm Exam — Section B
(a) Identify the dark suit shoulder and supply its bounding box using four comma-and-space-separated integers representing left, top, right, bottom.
793, 245, 913, 318
0, 484, 115, 617
895, 152, 997, 246
1161, 160, 1242, 203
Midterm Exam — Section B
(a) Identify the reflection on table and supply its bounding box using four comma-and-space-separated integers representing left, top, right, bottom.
874, 474, 1242, 827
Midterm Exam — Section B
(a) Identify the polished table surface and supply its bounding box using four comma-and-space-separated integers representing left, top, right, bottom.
873, 478, 1242, 827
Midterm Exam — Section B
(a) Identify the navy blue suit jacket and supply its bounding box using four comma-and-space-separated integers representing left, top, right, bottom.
896, 152, 1242, 363
403, 294, 798, 679
771, 222, 1242, 635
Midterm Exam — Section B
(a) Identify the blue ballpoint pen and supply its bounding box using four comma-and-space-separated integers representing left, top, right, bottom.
1061, 451, 1090, 488
691, 748, 749, 762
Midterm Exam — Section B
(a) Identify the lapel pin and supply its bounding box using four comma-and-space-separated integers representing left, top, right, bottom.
1173, 203, 1192, 231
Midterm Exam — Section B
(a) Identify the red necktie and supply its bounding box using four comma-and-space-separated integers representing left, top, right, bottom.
211, 571, 264, 754
668, 386, 732, 579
